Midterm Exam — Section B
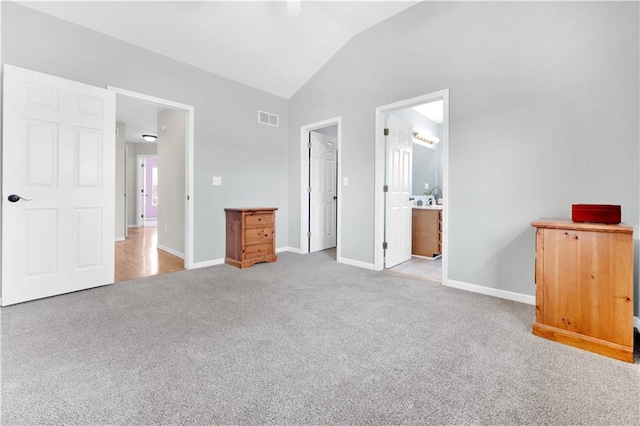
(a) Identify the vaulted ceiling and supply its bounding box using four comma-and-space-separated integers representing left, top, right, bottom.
19, 1, 419, 99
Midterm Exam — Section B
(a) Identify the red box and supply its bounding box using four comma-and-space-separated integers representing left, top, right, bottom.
571, 204, 621, 224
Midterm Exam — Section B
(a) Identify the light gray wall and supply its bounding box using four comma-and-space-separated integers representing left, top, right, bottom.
115, 122, 126, 239
125, 142, 157, 227
2, 2, 289, 263
288, 1, 639, 314
157, 109, 186, 256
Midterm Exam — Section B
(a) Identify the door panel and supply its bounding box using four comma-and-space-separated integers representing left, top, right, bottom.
309, 132, 337, 252
73, 208, 103, 270
26, 120, 59, 186
2, 65, 115, 306
25, 209, 58, 277
384, 114, 413, 268
77, 94, 104, 119
75, 127, 103, 187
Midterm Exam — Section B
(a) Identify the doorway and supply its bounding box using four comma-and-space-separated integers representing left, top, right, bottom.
137, 155, 158, 228
110, 86, 195, 281
374, 90, 449, 283
299, 117, 342, 259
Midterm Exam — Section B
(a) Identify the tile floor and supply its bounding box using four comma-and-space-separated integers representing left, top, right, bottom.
387, 256, 442, 282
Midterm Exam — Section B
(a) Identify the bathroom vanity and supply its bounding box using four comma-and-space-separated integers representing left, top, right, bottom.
412, 206, 442, 258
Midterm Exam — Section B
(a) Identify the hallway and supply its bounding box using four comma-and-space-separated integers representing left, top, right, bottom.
115, 227, 184, 282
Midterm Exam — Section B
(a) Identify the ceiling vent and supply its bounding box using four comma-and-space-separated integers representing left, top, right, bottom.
258, 110, 279, 127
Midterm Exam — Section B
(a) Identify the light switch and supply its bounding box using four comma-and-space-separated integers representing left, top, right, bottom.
343, 177, 349, 186
425, 183, 429, 190
212, 176, 222, 186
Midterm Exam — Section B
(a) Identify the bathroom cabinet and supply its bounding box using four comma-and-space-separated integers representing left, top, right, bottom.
225, 207, 278, 269
412, 208, 442, 258
531, 219, 634, 362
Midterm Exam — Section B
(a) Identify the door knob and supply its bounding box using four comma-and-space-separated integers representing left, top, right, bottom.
409, 197, 415, 201
333, 196, 337, 200
7, 194, 32, 203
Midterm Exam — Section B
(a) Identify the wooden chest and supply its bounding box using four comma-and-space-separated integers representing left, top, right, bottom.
531, 219, 634, 362
571, 204, 621, 224
225, 208, 277, 269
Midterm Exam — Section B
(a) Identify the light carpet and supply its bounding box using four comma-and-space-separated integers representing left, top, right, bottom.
1, 250, 639, 425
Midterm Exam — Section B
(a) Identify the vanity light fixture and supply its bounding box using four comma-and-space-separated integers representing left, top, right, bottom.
142, 134, 157, 142
412, 131, 439, 145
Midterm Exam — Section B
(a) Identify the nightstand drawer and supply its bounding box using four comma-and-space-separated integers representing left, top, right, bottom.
245, 227, 274, 243
245, 214, 273, 227
244, 243, 274, 259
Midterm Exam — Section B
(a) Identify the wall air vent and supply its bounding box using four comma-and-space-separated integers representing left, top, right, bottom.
258, 110, 279, 127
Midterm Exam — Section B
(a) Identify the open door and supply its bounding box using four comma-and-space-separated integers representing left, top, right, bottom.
384, 114, 413, 268
2, 65, 116, 306
309, 132, 337, 252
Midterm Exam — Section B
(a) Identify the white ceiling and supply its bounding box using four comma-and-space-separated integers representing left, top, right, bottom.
413, 100, 443, 124
19, 0, 420, 99
116, 96, 164, 143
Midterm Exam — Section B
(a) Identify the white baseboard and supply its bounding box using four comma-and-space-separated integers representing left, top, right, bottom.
191, 258, 225, 269
127, 225, 138, 229
337, 256, 376, 270
443, 281, 639, 334
276, 246, 299, 253
157, 244, 184, 260
114, 236, 125, 242
191, 247, 294, 270
444, 279, 536, 305
164, 251, 374, 272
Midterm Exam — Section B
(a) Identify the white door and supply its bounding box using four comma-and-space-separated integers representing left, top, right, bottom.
384, 114, 413, 268
136, 155, 158, 227
2, 65, 116, 306
309, 132, 337, 252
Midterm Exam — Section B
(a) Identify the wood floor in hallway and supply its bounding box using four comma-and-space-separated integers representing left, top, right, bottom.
115, 227, 184, 282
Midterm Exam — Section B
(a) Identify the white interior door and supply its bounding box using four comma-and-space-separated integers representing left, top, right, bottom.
137, 155, 145, 227
2, 65, 116, 306
384, 114, 413, 268
309, 132, 337, 252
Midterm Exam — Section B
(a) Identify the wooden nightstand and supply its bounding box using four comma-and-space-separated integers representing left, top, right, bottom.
225, 208, 278, 269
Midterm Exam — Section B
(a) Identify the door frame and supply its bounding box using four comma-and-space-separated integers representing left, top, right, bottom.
374, 89, 449, 277
108, 86, 195, 269
136, 154, 157, 227
299, 117, 342, 259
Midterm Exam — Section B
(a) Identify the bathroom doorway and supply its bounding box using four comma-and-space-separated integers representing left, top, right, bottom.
374, 90, 449, 283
